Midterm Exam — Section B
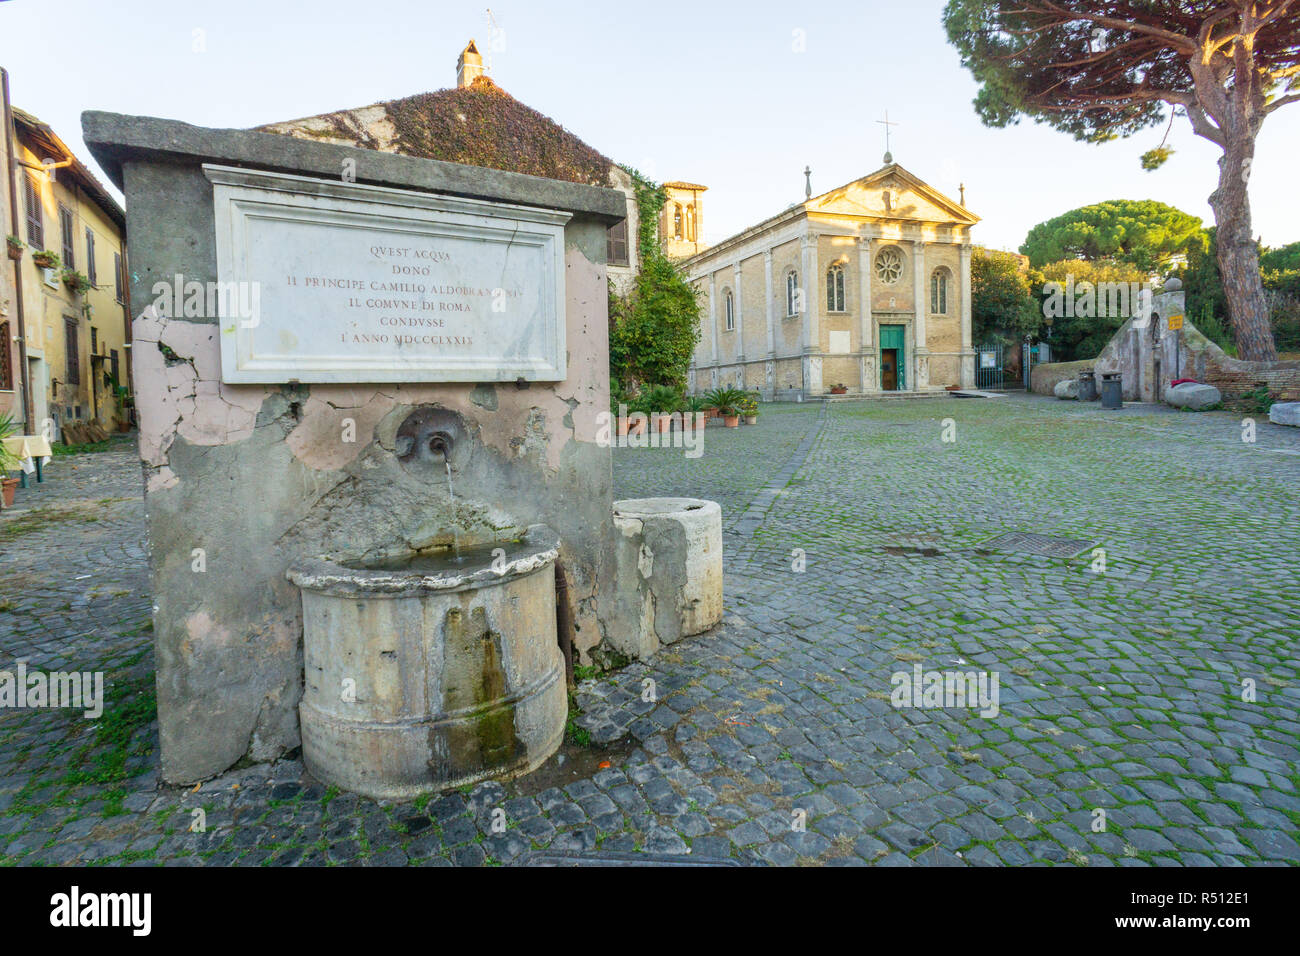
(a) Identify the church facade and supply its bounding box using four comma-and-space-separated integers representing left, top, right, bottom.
683, 164, 979, 400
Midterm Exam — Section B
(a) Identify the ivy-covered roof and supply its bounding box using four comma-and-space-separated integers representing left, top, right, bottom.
257, 76, 614, 187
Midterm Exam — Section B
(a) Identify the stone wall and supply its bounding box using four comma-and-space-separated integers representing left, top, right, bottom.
84, 112, 626, 785
1030, 359, 1093, 396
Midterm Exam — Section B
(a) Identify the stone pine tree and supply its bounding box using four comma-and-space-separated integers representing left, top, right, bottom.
943, 0, 1300, 361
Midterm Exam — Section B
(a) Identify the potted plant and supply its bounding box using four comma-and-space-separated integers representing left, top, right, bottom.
623, 394, 648, 436
6, 235, 24, 261
0, 413, 23, 508
681, 396, 707, 432
740, 395, 759, 425
706, 386, 745, 428
31, 249, 59, 270
62, 269, 92, 295
642, 384, 683, 433
829, 383, 848, 395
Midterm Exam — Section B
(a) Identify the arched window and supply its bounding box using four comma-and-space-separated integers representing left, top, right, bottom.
826, 264, 846, 312
874, 246, 904, 285
685, 204, 696, 242
724, 289, 735, 331
786, 271, 800, 317
930, 268, 950, 314
673, 204, 683, 240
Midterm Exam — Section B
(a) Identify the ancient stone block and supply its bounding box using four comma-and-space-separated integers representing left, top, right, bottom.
1166, 382, 1222, 411
1269, 402, 1300, 426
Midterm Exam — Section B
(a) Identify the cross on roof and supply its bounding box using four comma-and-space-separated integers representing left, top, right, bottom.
877, 110, 899, 162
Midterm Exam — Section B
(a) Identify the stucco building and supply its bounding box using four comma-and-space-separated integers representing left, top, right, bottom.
685, 163, 978, 400
2, 91, 131, 437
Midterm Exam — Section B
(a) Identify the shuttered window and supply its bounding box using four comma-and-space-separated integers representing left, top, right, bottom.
606, 220, 628, 267
59, 205, 75, 270
0, 322, 12, 390
24, 175, 43, 247
85, 228, 97, 286
114, 251, 124, 303
64, 318, 80, 385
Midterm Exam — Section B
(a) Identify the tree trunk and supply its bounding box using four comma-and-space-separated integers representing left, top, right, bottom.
1209, 140, 1276, 362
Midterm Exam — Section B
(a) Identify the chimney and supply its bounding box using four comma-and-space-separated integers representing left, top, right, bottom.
457, 40, 484, 88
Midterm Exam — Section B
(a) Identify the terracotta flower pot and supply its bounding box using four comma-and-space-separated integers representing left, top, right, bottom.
830, 387, 847, 395
2, 476, 18, 508
704, 406, 719, 418
6, 245, 22, 262
32, 255, 56, 269
616, 417, 630, 437
724, 415, 740, 428
655, 416, 672, 434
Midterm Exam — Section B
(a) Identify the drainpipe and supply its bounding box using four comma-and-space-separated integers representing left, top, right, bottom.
2, 67, 34, 435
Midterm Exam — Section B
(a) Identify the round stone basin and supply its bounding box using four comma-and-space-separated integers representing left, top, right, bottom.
286, 524, 566, 800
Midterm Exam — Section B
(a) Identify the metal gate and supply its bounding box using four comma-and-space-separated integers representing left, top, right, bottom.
974, 343, 1004, 390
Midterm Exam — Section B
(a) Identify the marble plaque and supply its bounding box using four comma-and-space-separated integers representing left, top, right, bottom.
205, 165, 571, 383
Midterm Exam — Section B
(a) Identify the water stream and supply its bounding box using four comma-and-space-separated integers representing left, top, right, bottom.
444, 455, 460, 559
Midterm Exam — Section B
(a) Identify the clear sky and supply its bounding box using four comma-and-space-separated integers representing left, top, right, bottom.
2, 0, 1297, 253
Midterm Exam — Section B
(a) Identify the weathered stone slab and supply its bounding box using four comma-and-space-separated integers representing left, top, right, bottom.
1166, 382, 1221, 410
1269, 402, 1300, 426
206, 165, 569, 384
1054, 379, 1078, 400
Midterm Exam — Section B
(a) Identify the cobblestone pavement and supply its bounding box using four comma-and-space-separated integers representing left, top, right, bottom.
1, 397, 1298, 866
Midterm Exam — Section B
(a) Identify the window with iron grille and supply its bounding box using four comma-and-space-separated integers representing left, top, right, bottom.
85, 228, 97, 286
59, 205, 75, 271
91, 326, 99, 355
606, 219, 628, 267
24, 175, 43, 248
64, 317, 80, 386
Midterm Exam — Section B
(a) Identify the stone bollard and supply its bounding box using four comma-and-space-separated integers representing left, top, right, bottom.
608, 498, 723, 661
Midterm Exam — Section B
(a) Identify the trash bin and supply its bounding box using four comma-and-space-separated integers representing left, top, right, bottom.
1077, 370, 1097, 402
1100, 372, 1123, 409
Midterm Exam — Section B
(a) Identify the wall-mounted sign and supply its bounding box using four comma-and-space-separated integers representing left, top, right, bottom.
205, 165, 570, 384
1167, 313, 1185, 331
980, 350, 997, 369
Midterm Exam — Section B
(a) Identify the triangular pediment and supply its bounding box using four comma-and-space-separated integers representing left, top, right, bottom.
805, 164, 978, 226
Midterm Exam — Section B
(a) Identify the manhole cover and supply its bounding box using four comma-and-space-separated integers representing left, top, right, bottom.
980, 531, 1092, 558
516, 850, 741, 867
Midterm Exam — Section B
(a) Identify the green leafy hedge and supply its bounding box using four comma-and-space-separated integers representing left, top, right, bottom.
608, 169, 702, 391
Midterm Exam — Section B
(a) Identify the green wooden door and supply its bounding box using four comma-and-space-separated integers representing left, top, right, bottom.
879, 325, 905, 390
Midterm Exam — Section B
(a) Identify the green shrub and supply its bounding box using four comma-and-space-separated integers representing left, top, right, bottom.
704, 386, 746, 415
